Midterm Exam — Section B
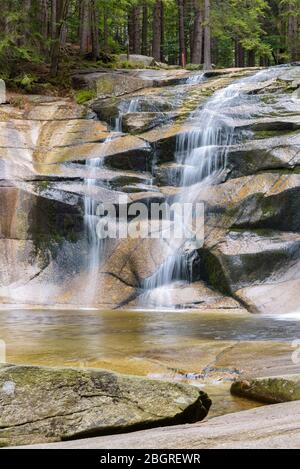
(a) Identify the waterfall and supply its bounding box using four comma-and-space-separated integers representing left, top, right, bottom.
186, 73, 206, 85
141, 67, 284, 307
114, 97, 141, 132
84, 97, 141, 303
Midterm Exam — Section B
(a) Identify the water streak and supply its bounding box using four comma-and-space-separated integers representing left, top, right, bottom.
141, 67, 284, 307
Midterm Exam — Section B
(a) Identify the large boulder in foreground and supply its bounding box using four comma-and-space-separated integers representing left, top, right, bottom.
231, 375, 300, 404
18, 401, 300, 449
0, 364, 211, 447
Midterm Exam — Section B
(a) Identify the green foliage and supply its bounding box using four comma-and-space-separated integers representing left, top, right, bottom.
0, 0, 299, 87
75, 89, 96, 104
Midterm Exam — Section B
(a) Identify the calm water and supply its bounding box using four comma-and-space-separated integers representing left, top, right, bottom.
0, 308, 299, 417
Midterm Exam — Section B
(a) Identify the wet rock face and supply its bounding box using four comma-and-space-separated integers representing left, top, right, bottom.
1, 66, 300, 312
0, 364, 211, 447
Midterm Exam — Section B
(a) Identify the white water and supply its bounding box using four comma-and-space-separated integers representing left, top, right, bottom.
84, 97, 141, 303
141, 67, 284, 306
186, 73, 206, 85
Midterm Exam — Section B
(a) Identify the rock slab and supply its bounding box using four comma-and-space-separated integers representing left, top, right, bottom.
0, 364, 211, 447
16, 401, 300, 449
231, 374, 300, 403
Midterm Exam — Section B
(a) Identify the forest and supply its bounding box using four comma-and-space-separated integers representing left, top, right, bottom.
0, 0, 299, 90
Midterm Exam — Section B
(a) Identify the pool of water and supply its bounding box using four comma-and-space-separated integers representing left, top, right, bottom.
0, 308, 299, 418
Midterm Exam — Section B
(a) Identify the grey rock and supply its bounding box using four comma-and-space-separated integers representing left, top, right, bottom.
0, 364, 211, 447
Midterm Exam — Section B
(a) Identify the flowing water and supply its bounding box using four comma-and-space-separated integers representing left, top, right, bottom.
84, 97, 141, 302
186, 73, 206, 85
141, 67, 285, 307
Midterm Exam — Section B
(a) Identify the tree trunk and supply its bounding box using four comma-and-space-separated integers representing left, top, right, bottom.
191, 0, 203, 64
142, 3, 148, 56
178, 0, 186, 67
288, 12, 299, 61
248, 49, 255, 67
152, 0, 162, 62
80, 0, 91, 54
134, 6, 142, 54
128, 10, 134, 54
203, 0, 211, 70
160, 1, 165, 62
40, 0, 49, 44
235, 40, 245, 67
103, 3, 109, 53
51, 0, 57, 40
91, 0, 100, 59
50, 0, 70, 77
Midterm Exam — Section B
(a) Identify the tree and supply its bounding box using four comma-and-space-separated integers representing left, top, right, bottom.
203, 0, 211, 69
142, 2, 149, 55
191, 0, 203, 64
152, 0, 162, 61
50, 0, 70, 76
178, 0, 186, 66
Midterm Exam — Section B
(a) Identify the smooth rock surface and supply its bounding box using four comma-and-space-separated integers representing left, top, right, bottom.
16, 401, 300, 449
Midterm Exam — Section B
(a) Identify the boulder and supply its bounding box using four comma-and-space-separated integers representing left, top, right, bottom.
117, 54, 155, 66
0, 364, 211, 447
19, 401, 300, 449
231, 375, 300, 404
200, 230, 300, 293
122, 112, 169, 134
72, 71, 152, 98
0, 80, 6, 104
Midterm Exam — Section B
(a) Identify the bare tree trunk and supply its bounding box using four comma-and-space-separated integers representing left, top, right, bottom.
235, 40, 245, 67
160, 1, 165, 62
91, 0, 100, 59
103, 3, 109, 53
142, 3, 148, 56
50, 0, 70, 76
178, 0, 186, 67
133, 6, 142, 54
152, 0, 162, 61
248, 49, 255, 67
191, 0, 203, 64
80, 0, 91, 54
51, 0, 57, 40
40, 0, 49, 44
128, 10, 134, 54
203, 0, 211, 70
288, 13, 299, 61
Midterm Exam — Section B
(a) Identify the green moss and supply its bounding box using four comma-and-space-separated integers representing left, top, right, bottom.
198, 249, 231, 295
75, 89, 96, 104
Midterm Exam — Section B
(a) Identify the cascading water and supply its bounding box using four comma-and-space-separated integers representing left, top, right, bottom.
141, 67, 284, 307
186, 73, 206, 85
84, 97, 141, 303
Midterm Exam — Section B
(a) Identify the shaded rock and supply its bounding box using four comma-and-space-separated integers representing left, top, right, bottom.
0, 364, 211, 447
231, 375, 300, 404
201, 230, 300, 293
